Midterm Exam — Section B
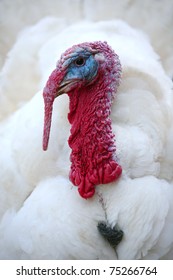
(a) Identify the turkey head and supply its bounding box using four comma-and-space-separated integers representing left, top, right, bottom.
43, 41, 122, 199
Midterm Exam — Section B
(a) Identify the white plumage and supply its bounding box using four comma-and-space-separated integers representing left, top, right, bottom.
0, 18, 173, 259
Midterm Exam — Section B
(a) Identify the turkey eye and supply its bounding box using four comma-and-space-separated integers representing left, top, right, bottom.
75, 57, 85, 66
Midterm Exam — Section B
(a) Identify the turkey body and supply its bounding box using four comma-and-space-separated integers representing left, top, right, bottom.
0, 19, 173, 259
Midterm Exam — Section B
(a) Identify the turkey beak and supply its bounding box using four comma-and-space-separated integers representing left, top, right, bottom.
42, 68, 68, 151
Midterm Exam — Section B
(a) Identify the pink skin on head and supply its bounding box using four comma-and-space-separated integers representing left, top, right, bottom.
43, 41, 122, 199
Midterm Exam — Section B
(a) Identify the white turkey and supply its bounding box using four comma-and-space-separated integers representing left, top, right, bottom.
0, 19, 173, 260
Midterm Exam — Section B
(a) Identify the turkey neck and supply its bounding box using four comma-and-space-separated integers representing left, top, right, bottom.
67, 74, 122, 199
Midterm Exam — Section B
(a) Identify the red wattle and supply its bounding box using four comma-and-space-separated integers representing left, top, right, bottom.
68, 78, 122, 199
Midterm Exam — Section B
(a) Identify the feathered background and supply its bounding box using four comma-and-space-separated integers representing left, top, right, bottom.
0, 0, 173, 75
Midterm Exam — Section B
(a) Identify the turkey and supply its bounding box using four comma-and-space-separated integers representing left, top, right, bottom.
0, 19, 173, 260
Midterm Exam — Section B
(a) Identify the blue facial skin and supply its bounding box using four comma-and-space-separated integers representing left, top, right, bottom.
63, 50, 99, 84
